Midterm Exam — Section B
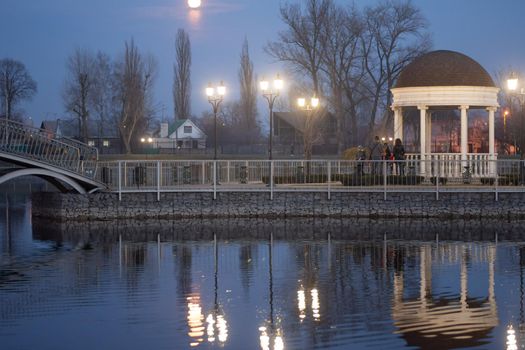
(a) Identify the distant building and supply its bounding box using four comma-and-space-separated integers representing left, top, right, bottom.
40, 120, 63, 139
153, 119, 207, 150
40, 118, 123, 154
86, 137, 123, 154
273, 111, 337, 155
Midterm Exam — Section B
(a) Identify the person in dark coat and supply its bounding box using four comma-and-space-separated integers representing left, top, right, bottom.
383, 142, 392, 174
392, 138, 405, 176
369, 136, 383, 175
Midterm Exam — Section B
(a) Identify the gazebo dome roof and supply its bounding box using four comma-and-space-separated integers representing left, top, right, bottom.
394, 50, 496, 88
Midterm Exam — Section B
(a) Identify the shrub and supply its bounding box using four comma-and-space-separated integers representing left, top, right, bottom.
262, 175, 328, 184
335, 174, 382, 186
480, 177, 495, 185
387, 175, 424, 185
430, 177, 448, 185
499, 174, 523, 186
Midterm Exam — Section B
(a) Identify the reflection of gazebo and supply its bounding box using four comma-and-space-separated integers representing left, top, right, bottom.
391, 50, 499, 177
392, 244, 498, 349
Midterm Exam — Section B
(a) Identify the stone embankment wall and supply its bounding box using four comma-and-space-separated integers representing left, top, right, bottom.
32, 191, 525, 221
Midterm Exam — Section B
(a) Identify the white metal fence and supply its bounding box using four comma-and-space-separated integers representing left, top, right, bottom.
95, 159, 525, 200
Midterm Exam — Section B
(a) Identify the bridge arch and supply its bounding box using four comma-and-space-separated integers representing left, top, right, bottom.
0, 168, 87, 194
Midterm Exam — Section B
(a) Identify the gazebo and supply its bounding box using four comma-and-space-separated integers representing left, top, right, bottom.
391, 50, 499, 178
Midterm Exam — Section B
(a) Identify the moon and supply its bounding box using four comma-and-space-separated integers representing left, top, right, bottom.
188, 0, 201, 9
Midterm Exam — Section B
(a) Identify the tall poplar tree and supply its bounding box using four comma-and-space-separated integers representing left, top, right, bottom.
173, 29, 191, 121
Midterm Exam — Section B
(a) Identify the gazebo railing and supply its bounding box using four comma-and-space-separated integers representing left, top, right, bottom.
406, 153, 492, 178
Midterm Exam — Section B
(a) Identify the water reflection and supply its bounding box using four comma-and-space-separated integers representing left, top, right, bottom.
297, 289, 306, 321
507, 325, 517, 350
4, 198, 525, 349
187, 294, 205, 346
207, 235, 228, 346
259, 326, 284, 350
392, 244, 498, 348
259, 234, 285, 350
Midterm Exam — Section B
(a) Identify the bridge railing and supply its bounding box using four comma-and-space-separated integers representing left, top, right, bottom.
0, 119, 98, 179
95, 159, 525, 200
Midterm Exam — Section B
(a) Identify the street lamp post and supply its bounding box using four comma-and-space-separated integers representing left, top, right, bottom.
260, 75, 284, 160
507, 74, 525, 155
503, 109, 510, 153
206, 82, 226, 160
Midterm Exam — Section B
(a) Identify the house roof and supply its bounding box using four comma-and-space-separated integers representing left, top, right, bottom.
168, 119, 187, 135
40, 120, 59, 133
274, 112, 308, 133
274, 110, 331, 133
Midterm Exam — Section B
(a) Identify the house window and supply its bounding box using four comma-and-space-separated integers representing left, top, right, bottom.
88, 140, 95, 147
103, 140, 110, 147
184, 126, 192, 134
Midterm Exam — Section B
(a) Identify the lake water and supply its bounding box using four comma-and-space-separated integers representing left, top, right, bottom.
1, 194, 525, 350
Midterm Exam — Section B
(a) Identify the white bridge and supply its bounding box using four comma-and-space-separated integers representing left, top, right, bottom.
0, 119, 106, 193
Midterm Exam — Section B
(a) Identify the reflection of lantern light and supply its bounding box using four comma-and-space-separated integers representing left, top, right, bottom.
259, 326, 270, 350
274, 335, 284, 350
507, 325, 518, 350
311, 288, 320, 321
217, 314, 228, 342
297, 290, 306, 321
206, 314, 215, 342
187, 295, 204, 346
259, 326, 285, 350
206, 313, 228, 344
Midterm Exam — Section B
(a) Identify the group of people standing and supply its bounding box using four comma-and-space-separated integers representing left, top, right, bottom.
367, 136, 406, 176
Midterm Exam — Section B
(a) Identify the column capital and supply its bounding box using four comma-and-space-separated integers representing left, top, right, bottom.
417, 105, 428, 111
390, 105, 402, 112
486, 106, 498, 112
459, 105, 469, 110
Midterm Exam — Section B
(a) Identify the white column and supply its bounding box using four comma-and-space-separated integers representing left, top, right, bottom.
425, 111, 432, 154
487, 106, 496, 176
418, 105, 428, 175
460, 105, 469, 161
393, 107, 403, 142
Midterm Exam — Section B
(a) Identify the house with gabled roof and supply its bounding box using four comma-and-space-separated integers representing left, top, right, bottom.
40, 120, 63, 139
153, 119, 207, 150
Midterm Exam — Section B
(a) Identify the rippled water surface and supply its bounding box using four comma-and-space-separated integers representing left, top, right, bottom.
1, 195, 525, 349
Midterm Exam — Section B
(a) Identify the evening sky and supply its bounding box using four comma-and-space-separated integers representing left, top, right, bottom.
1, 0, 524, 125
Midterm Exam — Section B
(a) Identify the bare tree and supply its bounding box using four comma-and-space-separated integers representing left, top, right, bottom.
361, 0, 431, 138
266, 0, 331, 96
114, 39, 157, 154
0, 58, 37, 122
320, 3, 363, 152
173, 29, 191, 121
238, 38, 259, 144
63, 48, 95, 142
267, 0, 431, 153
302, 109, 325, 161
90, 51, 115, 139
